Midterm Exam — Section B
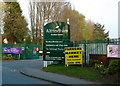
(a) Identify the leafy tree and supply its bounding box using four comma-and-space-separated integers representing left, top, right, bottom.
25, 31, 32, 44
93, 23, 109, 41
69, 10, 86, 41
3, 2, 28, 44
83, 20, 94, 40
60, 9, 86, 41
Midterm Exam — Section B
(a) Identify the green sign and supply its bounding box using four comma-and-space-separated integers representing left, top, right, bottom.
43, 21, 70, 61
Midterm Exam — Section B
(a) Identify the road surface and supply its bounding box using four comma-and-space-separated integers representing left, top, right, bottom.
2, 59, 55, 85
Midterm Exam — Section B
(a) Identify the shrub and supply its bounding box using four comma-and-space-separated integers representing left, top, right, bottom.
2, 54, 16, 60
89, 60, 98, 67
94, 62, 110, 75
100, 67, 110, 75
108, 59, 120, 73
8, 54, 12, 58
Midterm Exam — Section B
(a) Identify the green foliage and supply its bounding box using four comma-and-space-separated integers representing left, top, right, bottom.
69, 10, 86, 41
93, 60, 120, 75
100, 67, 110, 75
24, 32, 32, 44
94, 63, 101, 70
89, 60, 98, 67
93, 23, 109, 41
3, 2, 28, 44
94, 63, 110, 75
2, 54, 17, 60
7, 54, 12, 57
108, 59, 120, 73
43, 64, 119, 84
25, 36, 31, 44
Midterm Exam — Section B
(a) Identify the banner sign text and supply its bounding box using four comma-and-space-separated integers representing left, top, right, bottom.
2, 47, 22, 54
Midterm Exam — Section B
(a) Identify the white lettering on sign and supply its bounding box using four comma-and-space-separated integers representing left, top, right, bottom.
46, 44, 68, 47
46, 41, 63, 43
46, 29, 68, 33
51, 34, 63, 36
45, 48, 65, 51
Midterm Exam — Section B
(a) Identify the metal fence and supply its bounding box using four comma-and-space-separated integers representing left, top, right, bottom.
2, 38, 120, 62
71, 38, 120, 64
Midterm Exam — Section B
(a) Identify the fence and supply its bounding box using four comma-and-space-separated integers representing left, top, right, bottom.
2, 38, 119, 62
71, 38, 120, 65
2, 43, 42, 59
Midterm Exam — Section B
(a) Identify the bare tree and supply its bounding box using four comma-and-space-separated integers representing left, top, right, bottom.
29, 0, 71, 44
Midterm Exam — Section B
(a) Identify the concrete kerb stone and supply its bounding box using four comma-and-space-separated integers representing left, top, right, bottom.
19, 67, 99, 85
20, 70, 68, 86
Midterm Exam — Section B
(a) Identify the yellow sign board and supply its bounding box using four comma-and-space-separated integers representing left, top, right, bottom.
65, 47, 82, 66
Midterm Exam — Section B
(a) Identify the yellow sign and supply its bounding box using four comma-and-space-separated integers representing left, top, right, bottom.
65, 47, 82, 66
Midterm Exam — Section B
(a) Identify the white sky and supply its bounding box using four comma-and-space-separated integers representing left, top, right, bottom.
18, 0, 119, 38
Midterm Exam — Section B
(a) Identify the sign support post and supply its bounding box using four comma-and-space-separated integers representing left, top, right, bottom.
19, 54, 20, 59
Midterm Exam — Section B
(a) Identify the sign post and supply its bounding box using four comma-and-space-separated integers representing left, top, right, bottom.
43, 21, 70, 61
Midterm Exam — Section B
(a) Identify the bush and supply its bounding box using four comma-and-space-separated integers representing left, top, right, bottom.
94, 63, 110, 75
108, 59, 120, 73
2, 54, 17, 60
89, 60, 98, 67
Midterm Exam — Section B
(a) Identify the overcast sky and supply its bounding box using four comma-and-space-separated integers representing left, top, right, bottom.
18, 0, 119, 38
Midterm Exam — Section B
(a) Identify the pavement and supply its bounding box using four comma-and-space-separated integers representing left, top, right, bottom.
20, 65, 101, 85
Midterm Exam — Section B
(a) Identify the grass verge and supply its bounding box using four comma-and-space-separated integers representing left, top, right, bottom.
42, 64, 119, 84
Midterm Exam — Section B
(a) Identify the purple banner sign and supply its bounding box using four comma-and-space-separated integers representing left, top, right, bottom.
2, 47, 22, 54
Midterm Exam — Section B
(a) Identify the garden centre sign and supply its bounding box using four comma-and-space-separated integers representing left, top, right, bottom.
107, 45, 120, 58
43, 21, 70, 61
2, 47, 22, 54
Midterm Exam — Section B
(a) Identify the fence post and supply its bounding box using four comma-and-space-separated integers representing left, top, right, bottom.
84, 40, 87, 65
107, 38, 109, 44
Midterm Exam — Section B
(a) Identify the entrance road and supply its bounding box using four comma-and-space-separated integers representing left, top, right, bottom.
2, 60, 54, 84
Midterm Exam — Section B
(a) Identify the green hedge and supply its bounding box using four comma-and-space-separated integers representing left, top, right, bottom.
108, 59, 120, 73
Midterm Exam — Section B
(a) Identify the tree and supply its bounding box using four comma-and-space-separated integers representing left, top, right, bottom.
83, 20, 94, 40
61, 9, 86, 41
29, 1, 109, 42
0, 1, 4, 34
3, 2, 28, 44
69, 10, 86, 41
93, 23, 109, 41
29, 0, 71, 44
25, 30, 32, 43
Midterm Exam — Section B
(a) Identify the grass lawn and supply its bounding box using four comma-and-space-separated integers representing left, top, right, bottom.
42, 64, 119, 84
